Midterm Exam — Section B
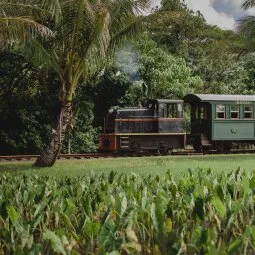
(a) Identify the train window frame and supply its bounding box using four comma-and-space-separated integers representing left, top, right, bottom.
216, 104, 225, 119
166, 103, 184, 118
177, 103, 183, 118
194, 105, 199, 120
244, 105, 253, 119
230, 105, 239, 119
159, 103, 165, 118
167, 104, 177, 118
199, 105, 208, 120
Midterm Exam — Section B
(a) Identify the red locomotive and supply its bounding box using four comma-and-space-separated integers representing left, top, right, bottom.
99, 99, 186, 153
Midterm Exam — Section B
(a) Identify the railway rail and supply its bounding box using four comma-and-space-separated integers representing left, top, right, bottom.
0, 151, 201, 162
1, 149, 255, 162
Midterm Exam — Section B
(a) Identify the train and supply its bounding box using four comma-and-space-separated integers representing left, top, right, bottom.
98, 94, 255, 153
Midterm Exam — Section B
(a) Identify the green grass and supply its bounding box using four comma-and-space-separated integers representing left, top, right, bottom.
1, 154, 255, 177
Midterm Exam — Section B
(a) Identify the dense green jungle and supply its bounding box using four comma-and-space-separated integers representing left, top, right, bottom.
1, 0, 255, 156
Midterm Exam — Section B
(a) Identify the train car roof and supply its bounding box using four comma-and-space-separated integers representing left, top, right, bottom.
148, 99, 184, 103
183, 94, 255, 103
117, 108, 149, 112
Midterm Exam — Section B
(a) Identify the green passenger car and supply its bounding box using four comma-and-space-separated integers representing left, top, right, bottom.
183, 94, 255, 151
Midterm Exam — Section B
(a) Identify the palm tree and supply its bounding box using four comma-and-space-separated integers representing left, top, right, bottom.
0, 0, 152, 167
237, 0, 255, 51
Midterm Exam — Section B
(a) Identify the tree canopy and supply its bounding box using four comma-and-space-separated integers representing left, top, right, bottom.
1, 0, 255, 159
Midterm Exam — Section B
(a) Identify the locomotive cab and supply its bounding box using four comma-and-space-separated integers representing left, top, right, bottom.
99, 99, 186, 152
153, 99, 184, 133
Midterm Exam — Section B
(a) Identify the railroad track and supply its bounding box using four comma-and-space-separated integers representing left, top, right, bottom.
1, 149, 255, 162
0, 151, 203, 162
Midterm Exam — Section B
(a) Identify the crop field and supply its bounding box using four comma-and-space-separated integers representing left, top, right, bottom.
1, 155, 255, 254
1, 168, 255, 254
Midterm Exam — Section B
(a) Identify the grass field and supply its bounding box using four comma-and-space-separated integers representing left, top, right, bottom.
1, 154, 255, 177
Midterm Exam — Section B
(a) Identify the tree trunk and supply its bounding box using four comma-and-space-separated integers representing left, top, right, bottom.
34, 102, 72, 167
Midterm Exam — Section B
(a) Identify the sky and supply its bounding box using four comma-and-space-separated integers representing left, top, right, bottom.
153, 0, 255, 30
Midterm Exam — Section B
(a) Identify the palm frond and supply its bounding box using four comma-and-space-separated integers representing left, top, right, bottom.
21, 39, 58, 69
110, 16, 143, 49
106, 0, 151, 16
0, 17, 54, 45
0, 2, 51, 22
242, 0, 255, 10
84, 9, 110, 58
41, 0, 62, 23
76, 0, 152, 80
237, 15, 255, 38
57, 0, 94, 50
78, 8, 111, 80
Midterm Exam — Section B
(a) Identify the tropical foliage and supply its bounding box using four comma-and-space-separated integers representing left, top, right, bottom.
1, 0, 255, 157
0, 0, 153, 166
135, 36, 203, 98
1, 168, 255, 254
237, 0, 255, 52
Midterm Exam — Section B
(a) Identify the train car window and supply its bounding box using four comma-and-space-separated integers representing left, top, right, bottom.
178, 104, 183, 118
167, 104, 177, 118
200, 105, 206, 119
216, 105, 225, 119
230, 105, 239, 119
195, 105, 199, 119
244, 105, 253, 119
191, 105, 199, 120
159, 103, 165, 117
148, 103, 155, 110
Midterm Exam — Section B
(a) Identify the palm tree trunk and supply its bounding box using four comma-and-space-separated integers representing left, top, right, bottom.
34, 102, 72, 167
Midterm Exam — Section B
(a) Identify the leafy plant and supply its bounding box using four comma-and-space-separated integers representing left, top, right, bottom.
1, 168, 255, 254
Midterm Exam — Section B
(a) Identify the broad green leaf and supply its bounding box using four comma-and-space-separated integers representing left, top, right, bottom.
23, 190, 29, 203
33, 197, 51, 218
193, 197, 205, 220
108, 251, 120, 255
43, 230, 67, 255
165, 218, 172, 233
61, 213, 76, 232
115, 192, 127, 217
250, 174, 255, 189
216, 185, 224, 201
242, 176, 250, 197
83, 220, 101, 236
99, 216, 115, 245
191, 227, 201, 243
227, 239, 242, 254
7, 206, 19, 224
141, 186, 147, 210
150, 203, 158, 232
207, 245, 218, 255
212, 197, 226, 218
156, 200, 165, 233
64, 198, 75, 215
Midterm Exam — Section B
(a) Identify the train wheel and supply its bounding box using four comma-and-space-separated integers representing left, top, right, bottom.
223, 143, 232, 152
193, 142, 202, 152
215, 142, 232, 152
159, 149, 170, 155
201, 146, 210, 153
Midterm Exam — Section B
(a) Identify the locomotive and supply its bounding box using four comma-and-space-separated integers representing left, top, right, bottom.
99, 94, 255, 152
